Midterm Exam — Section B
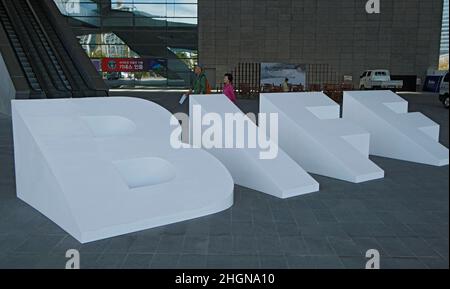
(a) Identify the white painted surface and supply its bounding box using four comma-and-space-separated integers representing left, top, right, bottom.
260, 92, 384, 183
189, 94, 319, 199
12, 97, 234, 243
343, 90, 449, 166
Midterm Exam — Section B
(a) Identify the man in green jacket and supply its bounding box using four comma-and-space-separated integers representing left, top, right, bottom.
189, 65, 208, 95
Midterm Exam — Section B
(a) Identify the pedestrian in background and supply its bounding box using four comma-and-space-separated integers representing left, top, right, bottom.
282, 78, 290, 92
223, 73, 237, 103
189, 65, 211, 95
181, 65, 211, 104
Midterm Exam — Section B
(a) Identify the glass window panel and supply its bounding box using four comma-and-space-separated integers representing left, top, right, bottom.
134, 4, 167, 17
54, 0, 100, 17
55, 0, 197, 88
167, 4, 197, 18
165, 17, 198, 26
102, 17, 135, 27
167, 72, 193, 87
67, 16, 101, 27
134, 17, 168, 28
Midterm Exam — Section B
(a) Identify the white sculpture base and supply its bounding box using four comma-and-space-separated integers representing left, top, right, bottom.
189, 94, 319, 199
260, 92, 385, 183
12, 97, 234, 243
343, 90, 449, 166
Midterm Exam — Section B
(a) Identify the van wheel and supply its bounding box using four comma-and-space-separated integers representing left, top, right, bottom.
444, 96, 449, 109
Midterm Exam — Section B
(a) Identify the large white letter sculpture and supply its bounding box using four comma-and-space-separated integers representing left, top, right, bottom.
189, 94, 319, 199
260, 92, 384, 183
343, 90, 449, 166
12, 97, 233, 243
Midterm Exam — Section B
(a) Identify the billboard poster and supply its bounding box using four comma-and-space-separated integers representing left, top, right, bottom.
261, 63, 306, 86
101, 58, 167, 73
102, 58, 146, 72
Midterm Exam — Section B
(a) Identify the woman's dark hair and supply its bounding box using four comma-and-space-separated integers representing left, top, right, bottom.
224, 73, 233, 83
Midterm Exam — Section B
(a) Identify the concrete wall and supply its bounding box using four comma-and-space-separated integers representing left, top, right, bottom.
0, 52, 16, 115
198, 0, 443, 87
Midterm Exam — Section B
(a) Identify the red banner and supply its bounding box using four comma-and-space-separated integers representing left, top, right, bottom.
101, 58, 146, 72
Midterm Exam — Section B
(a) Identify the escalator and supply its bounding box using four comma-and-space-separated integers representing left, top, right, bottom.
0, 0, 108, 99
0, 0, 43, 98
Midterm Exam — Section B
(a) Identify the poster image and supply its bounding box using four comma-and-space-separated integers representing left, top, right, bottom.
261, 63, 306, 86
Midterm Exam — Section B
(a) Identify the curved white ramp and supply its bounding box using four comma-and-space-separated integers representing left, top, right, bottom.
189, 94, 319, 199
343, 90, 449, 166
260, 92, 384, 183
12, 97, 233, 243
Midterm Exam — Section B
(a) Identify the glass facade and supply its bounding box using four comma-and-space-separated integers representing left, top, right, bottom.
54, 0, 198, 88
440, 0, 449, 70
441, 0, 449, 56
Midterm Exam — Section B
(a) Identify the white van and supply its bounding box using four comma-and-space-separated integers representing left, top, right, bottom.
439, 72, 449, 109
359, 70, 403, 91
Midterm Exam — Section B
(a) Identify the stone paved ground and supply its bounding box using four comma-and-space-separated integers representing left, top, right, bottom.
0, 92, 447, 269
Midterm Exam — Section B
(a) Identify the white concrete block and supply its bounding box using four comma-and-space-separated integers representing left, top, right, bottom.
189, 94, 319, 199
343, 90, 449, 166
260, 92, 384, 183
12, 97, 233, 243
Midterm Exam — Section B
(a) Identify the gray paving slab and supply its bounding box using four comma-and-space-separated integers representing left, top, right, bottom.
0, 92, 447, 269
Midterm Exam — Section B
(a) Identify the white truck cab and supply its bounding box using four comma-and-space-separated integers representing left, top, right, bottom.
359, 69, 403, 91
439, 72, 449, 109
